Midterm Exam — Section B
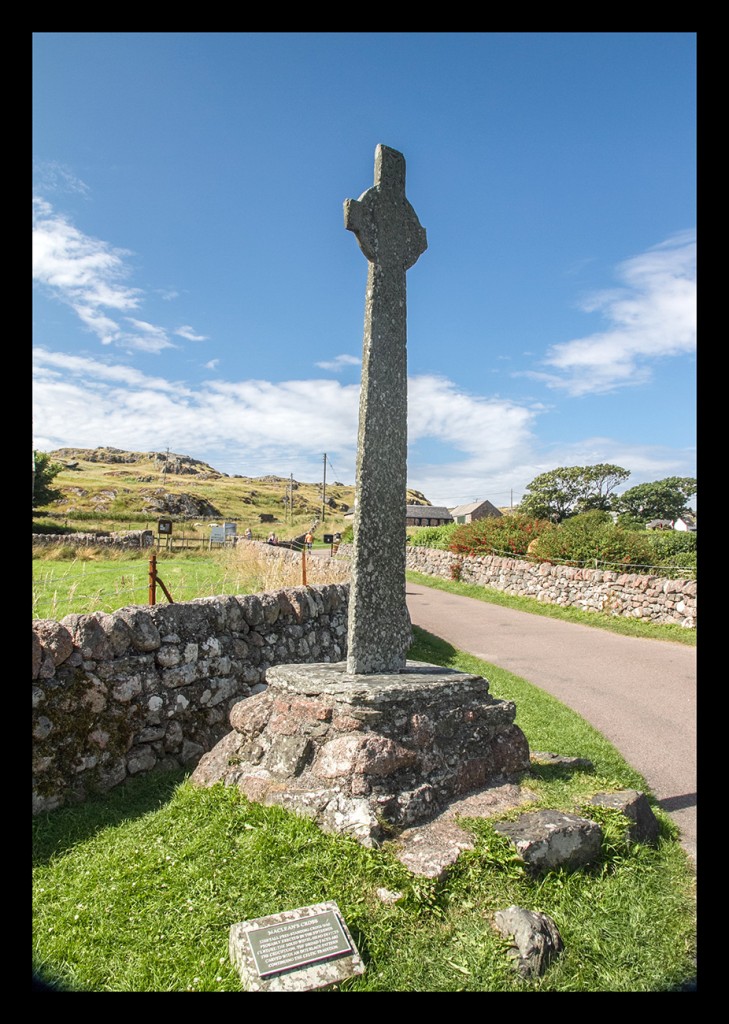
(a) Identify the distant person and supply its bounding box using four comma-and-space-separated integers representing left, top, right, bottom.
244, 528, 252, 541
305, 531, 313, 551
267, 532, 277, 545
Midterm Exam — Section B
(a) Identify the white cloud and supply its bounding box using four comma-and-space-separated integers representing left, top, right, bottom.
32, 160, 90, 197
406, 375, 541, 505
205, 359, 220, 370
122, 319, 174, 353
32, 350, 539, 502
408, 375, 537, 464
32, 349, 696, 508
33, 197, 175, 353
175, 325, 209, 341
33, 197, 140, 310
32, 349, 358, 475
535, 436, 696, 482
315, 354, 361, 372
522, 232, 696, 397
32, 347, 187, 392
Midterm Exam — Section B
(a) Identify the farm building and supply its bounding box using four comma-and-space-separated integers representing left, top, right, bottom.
449, 499, 503, 525
647, 516, 697, 532
405, 505, 453, 527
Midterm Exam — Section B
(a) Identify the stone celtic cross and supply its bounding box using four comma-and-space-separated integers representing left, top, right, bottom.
344, 144, 427, 674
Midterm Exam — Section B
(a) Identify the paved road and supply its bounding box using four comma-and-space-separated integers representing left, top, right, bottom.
406, 581, 697, 865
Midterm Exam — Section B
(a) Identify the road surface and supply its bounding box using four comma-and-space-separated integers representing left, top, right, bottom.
405, 581, 697, 865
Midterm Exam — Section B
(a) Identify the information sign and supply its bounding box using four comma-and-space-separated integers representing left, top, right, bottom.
246, 909, 352, 979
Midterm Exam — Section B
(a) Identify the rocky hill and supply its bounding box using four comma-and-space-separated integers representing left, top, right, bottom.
36, 448, 433, 538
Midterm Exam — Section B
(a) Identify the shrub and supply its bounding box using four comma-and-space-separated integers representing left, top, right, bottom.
32, 451, 64, 511
654, 550, 697, 578
528, 512, 655, 569
409, 523, 459, 549
645, 530, 697, 560
615, 513, 647, 530
448, 513, 553, 557
644, 531, 696, 578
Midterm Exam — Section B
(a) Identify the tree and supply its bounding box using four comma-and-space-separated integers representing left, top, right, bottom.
518, 464, 630, 523
33, 451, 64, 512
616, 477, 697, 523
577, 464, 633, 513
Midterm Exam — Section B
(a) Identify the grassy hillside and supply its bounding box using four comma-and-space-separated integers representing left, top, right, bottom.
32, 447, 433, 542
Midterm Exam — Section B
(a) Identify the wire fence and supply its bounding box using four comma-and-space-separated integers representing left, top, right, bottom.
32, 544, 350, 621
33, 536, 695, 622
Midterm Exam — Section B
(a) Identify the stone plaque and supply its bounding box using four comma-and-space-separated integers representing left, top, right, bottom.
229, 900, 365, 992
248, 909, 351, 977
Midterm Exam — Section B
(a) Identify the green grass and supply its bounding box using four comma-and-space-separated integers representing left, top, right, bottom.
32, 550, 251, 619
31, 546, 324, 619
33, 628, 696, 993
407, 570, 696, 646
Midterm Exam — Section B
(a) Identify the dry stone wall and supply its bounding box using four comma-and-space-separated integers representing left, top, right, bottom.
33, 530, 155, 548
32, 583, 349, 815
404, 546, 696, 628
31, 542, 696, 817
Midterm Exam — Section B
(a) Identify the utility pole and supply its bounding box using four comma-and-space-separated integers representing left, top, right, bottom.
322, 453, 327, 522
289, 473, 294, 523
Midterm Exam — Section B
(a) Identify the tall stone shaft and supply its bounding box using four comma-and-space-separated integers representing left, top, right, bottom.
344, 145, 427, 674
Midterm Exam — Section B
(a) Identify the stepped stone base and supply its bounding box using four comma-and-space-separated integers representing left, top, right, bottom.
190, 661, 531, 846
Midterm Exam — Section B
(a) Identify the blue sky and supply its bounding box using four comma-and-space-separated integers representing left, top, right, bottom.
32, 32, 696, 509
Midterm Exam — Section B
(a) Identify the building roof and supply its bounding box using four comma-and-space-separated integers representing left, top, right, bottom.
449, 499, 502, 518
406, 505, 453, 521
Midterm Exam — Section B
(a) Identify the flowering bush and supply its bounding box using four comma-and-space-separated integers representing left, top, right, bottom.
448, 513, 553, 558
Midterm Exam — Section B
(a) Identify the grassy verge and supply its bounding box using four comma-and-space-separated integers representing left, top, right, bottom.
406, 570, 696, 646
33, 629, 696, 993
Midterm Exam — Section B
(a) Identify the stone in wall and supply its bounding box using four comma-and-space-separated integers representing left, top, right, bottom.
404, 548, 696, 628
32, 583, 350, 814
